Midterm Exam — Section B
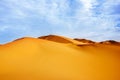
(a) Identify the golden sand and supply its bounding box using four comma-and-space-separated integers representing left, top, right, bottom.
0, 35, 120, 80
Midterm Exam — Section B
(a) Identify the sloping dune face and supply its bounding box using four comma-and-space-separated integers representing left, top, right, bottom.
99, 40, 120, 45
38, 35, 85, 44
74, 38, 95, 44
0, 36, 120, 80
38, 35, 72, 43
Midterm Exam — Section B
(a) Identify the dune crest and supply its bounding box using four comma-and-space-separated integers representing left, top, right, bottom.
38, 35, 86, 45
74, 38, 95, 44
99, 40, 120, 45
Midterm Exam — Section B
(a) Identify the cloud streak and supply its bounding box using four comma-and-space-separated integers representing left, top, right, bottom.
0, 0, 120, 43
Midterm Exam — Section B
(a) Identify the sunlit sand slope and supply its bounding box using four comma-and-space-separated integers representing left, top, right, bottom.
0, 36, 120, 80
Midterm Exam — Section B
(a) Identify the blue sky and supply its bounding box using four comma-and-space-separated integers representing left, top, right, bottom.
0, 0, 120, 43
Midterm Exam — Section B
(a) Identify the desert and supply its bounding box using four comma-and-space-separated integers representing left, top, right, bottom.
0, 35, 119, 80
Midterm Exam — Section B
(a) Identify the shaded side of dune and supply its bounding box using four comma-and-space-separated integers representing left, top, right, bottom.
38, 35, 86, 45
99, 40, 120, 45
38, 35, 73, 43
74, 38, 95, 44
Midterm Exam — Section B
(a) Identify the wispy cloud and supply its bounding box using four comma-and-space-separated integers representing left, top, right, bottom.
0, 0, 120, 43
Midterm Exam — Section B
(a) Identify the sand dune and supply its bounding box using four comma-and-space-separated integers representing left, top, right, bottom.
99, 40, 120, 45
38, 35, 86, 45
74, 38, 95, 44
0, 35, 120, 80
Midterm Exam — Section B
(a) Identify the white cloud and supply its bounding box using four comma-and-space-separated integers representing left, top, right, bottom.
0, 0, 120, 43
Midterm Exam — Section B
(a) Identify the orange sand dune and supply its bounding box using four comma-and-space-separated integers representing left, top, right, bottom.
38, 35, 86, 45
0, 35, 120, 80
99, 40, 120, 45
74, 38, 95, 44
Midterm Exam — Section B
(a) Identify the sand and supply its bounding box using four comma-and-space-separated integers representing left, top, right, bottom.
0, 35, 120, 80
